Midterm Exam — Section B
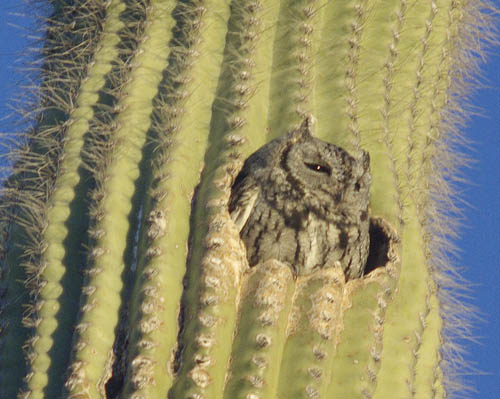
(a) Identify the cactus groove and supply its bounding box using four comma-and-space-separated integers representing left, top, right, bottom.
0, 0, 495, 398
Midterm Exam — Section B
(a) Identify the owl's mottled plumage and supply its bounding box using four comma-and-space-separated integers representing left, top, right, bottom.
229, 118, 371, 279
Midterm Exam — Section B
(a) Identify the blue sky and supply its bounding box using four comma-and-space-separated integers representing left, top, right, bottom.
0, 1, 498, 397
455, 31, 500, 399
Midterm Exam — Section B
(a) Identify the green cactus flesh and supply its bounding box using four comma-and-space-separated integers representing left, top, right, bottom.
0, 0, 492, 398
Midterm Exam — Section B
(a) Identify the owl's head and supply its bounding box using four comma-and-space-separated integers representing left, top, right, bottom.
281, 118, 371, 220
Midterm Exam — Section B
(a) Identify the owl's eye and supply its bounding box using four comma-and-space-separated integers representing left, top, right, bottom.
304, 162, 331, 175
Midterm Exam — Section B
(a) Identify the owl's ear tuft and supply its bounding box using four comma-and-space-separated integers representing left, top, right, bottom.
288, 114, 316, 143
299, 113, 315, 136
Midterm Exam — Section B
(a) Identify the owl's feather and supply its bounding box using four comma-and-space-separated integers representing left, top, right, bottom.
230, 185, 259, 232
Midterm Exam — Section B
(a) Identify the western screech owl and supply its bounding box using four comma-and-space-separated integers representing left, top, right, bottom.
229, 118, 371, 279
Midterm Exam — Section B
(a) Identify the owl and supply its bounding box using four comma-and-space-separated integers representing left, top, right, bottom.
229, 118, 371, 279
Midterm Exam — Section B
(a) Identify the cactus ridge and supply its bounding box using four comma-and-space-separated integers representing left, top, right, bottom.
1, 1, 110, 397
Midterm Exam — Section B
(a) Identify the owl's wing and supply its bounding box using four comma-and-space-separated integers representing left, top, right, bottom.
229, 185, 260, 233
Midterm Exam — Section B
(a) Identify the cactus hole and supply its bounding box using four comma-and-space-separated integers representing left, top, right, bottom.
364, 218, 393, 275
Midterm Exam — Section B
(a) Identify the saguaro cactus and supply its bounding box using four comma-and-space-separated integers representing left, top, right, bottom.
0, 0, 494, 398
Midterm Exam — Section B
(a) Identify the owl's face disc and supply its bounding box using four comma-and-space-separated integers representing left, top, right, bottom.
279, 132, 370, 222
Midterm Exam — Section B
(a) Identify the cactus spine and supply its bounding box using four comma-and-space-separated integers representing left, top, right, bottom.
0, 0, 494, 398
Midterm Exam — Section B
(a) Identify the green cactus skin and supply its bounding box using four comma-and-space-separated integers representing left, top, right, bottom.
223, 260, 295, 398
0, 0, 495, 398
